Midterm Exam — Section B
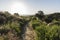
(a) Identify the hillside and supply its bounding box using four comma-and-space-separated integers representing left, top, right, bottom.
0, 11, 60, 40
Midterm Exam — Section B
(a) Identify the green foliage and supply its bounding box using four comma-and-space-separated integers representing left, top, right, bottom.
34, 23, 59, 40
10, 22, 20, 33
33, 22, 60, 40
0, 11, 60, 40
30, 15, 60, 40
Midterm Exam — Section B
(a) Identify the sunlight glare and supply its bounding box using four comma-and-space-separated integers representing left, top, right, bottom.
10, 1, 28, 15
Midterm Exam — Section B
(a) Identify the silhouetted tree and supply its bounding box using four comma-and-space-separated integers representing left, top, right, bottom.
45, 12, 60, 23
35, 10, 45, 21
14, 13, 19, 17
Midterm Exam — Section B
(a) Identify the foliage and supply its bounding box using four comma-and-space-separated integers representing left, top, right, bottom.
0, 11, 60, 40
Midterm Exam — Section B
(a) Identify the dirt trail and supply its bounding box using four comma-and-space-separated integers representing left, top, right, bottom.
21, 20, 36, 40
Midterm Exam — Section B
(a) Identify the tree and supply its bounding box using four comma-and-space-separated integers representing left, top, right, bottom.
35, 10, 45, 21
38, 11, 44, 16
14, 13, 19, 17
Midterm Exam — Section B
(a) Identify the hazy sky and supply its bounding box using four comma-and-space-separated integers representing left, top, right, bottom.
0, 0, 60, 15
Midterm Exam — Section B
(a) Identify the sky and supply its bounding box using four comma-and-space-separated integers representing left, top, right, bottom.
0, 0, 60, 15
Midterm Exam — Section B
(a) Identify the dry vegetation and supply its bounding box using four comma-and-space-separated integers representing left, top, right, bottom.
0, 11, 60, 40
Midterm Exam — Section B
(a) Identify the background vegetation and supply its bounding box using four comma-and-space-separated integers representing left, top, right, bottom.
0, 11, 60, 40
